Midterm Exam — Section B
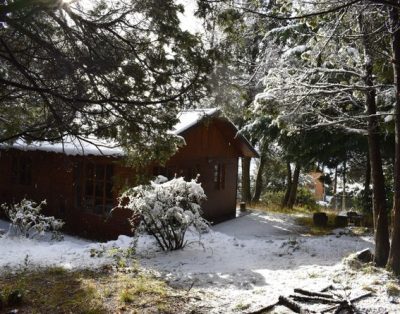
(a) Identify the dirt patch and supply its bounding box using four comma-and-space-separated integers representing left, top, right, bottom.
0, 267, 194, 313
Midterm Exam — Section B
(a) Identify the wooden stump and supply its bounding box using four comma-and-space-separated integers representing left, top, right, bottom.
334, 215, 348, 228
347, 211, 362, 226
0, 291, 4, 310
313, 212, 328, 227
7, 290, 23, 306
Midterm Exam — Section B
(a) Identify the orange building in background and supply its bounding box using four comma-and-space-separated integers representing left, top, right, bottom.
309, 172, 325, 201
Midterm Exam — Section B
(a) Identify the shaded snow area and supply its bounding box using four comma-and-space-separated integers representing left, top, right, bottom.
1, 213, 399, 313
0, 219, 107, 271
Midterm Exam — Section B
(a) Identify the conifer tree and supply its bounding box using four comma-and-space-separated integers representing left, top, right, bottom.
0, 0, 212, 166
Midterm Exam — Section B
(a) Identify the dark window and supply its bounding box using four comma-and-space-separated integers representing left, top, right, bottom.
59, 199, 66, 215
12, 156, 32, 185
74, 161, 83, 208
213, 163, 225, 190
177, 168, 185, 177
153, 166, 166, 177
153, 166, 178, 180
83, 163, 114, 215
186, 165, 201, 181
166, 166, 177, 179
187, 168, 194, 180
154, 165, 202, 181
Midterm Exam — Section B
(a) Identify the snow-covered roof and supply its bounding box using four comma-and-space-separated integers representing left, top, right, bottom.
172, 108, 219, 134
5, 137, 125, 157
0, 108, 221, 157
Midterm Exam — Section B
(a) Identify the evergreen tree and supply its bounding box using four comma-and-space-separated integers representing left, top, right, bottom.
201, 0, 399, 269
0, 0, 212, 166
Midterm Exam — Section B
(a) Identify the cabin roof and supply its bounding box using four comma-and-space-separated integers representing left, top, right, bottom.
1, 109, 258, 158
173, 108, 219, 134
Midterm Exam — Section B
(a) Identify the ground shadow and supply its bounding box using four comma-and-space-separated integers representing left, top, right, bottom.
0, 268, 110, 314
137, 212, 374, 292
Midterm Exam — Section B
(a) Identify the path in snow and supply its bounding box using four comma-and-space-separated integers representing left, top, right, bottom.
214, 211, 306, 239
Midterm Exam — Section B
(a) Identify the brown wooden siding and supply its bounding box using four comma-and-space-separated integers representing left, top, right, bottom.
0, 150, 132, 240
0, 119, 242, 239
165, 119, 240, 222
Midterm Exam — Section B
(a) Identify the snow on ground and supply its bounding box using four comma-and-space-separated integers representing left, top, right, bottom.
0, 219, 108, 271
0, 212, 399, 313
135, 213, 398, 313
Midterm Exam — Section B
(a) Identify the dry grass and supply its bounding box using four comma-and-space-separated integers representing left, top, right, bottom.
386, 282, 400, 297
0, 267, 190, 314
350, 226, 371, 236
295, 213, 338, 236
250, 203, 374, 236
249, 203, 337, 236
234, 302, 251, 311
248, 202, 316, 215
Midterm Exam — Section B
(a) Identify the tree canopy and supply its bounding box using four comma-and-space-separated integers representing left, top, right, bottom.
0, 0, 212, 165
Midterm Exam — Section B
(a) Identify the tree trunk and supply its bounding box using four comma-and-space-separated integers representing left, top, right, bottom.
342, 160, 346, 212
367, 104, 390, 266
241, 157, 252, 204
387, 3, 400, 274
282, 161, 292, 208
364, 56, 390, 263
333, 165, 338, 211
364, 152, 372, 215
359, 12, 391, 267
287, 162, 301, 209
252, 153, 267, 202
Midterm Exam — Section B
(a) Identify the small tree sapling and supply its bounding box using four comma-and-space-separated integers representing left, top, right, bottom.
1, 199, 64, 240
119, 176, 209, 251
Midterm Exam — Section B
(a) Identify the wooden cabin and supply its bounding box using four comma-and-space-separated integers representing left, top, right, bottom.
0, 109, 258, 240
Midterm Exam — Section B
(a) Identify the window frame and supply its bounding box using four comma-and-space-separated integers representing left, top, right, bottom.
11, 155, 32, 186
213, 163, 225, 190
153, 165, 201, 181
81, 161, 115, 215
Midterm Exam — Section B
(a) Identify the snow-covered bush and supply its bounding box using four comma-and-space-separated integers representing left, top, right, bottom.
119, 176, 209, 251
1, 199, 64, 240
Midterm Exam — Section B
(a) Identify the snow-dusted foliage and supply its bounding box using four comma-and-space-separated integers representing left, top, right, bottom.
119, 176, 209, 251
251, 5, 394, 136
1, 199, 64, 240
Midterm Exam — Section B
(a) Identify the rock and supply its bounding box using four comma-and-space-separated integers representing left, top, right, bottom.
7, 290, 23, 306
347, 211, 363, 226
389, 296, 398, 304
313, 212, 328, 227
347, 211, 359, 218
356, 249, 374, 263
334, 215, 348, 228
0, 291, 4, 309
